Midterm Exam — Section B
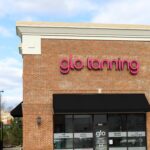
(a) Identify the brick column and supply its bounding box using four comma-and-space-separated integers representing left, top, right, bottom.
23, 104, 53, 150
147, 112, 150, 150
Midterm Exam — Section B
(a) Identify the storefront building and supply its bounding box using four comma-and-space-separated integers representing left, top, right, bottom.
15, 22, 150, 150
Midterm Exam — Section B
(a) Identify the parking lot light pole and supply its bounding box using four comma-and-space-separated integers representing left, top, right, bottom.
0, 90, 4, 149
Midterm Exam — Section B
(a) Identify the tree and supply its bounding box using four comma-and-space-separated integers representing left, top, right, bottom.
3, 118, 22, 147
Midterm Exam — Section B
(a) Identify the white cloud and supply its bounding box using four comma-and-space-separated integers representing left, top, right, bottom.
0, 0, 97, 18
92, 0, 150, 24
0, 58, 22, 108
0, 26, 12, 37
0, 0, 150, 24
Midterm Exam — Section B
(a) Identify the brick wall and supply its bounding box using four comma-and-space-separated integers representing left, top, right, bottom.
23, 39, 150, 150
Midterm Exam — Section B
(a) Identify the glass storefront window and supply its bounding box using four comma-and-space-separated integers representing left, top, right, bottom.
74, 115, 92, 132
127, 114, 146, 150
127, 114, 145, 131
128, 147, 146, 150
54, 115, 73, 133
54, 138, 73, 149
128, 137, 146, 147
54, 115, 73, 149
108, 114, 127, 131
109, 137, 127, 147
74, 138, 93, 148
94, 115, 107, 125
54, 114, 146, 150
108, 114, 127, 149
74, 115, 93, 149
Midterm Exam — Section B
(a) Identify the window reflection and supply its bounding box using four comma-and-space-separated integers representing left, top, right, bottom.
54, 115, 73, 149
127, 114, 145, 131
108, 114, 127, 131
54, 139, 73, 149
74, 115, 92, 132
74, 138, 93, 148
108, 114, 127, 149
54, 115, 73, 133
94, 115, 107, 126
74, 115, 93, 149
128, 137, 146, 147
109, 137, 127, 147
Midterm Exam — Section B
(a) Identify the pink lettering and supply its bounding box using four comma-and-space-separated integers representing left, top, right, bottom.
129, 60, 140, 75
60, 55, 140, 75
74, 59, 84, 70
60, 58, 70, 74
60, 55, 84, 74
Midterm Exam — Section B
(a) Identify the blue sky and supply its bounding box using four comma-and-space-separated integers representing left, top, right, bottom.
1, 0, 150, 109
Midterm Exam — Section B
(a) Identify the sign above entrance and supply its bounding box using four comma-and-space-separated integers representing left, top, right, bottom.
60, 55, 140, 75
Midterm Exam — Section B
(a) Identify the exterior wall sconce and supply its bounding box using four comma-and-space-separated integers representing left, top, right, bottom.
36, 116, 42, 126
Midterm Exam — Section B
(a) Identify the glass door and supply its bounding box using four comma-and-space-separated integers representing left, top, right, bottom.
94, 115, 108, 150
94, 123, 108, 150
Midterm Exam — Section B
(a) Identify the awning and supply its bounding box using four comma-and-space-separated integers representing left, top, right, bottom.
53, 94, 150, 113
10, 102, 23, 117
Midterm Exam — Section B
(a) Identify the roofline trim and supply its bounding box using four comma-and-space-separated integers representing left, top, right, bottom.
16, 21, 150, 30
16, 21, 150, 55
